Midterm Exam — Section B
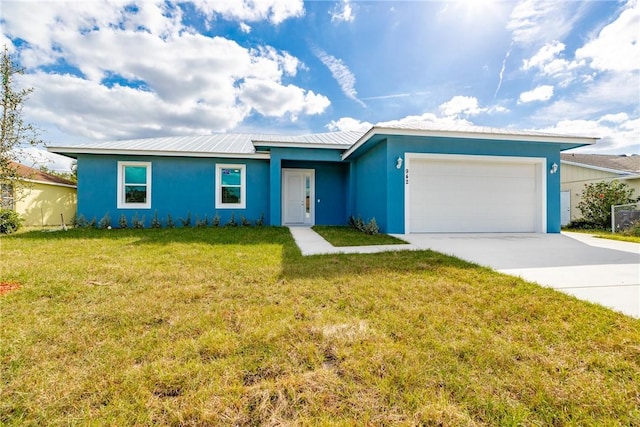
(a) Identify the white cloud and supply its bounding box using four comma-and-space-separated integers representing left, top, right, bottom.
239, 22, 252, 33
523, 41, 565, 71
1, 2, 328, 140
507, 0, 578, 46
575, 0, 640, 72
538, 114, 640, 153
190, 0, 304, 25
326, 117, 372, 132
439, 96, 482, 117
518, 85, 554, 103
331, 0, 355, 23
312, 46, 365, 107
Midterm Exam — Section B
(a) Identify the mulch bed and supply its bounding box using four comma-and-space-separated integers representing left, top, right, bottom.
0, 282, 20, 295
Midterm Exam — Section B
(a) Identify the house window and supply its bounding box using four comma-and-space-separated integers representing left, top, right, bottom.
117, 161, 151, 209
1, 183, 14, 210
216, 164, 246, 209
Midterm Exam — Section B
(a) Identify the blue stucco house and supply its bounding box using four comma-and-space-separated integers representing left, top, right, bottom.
48, 125, 596, 233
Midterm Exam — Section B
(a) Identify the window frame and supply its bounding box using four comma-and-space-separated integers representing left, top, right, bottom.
117, 161, 152, 209
215, 163, 246, 209
1, 183, 14, 210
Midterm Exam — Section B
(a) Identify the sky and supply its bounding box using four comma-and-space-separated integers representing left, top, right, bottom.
1, 0, 639, 171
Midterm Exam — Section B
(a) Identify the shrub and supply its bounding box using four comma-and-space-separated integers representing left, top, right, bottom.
195, 215, 209, 228
363, 217, 379, 235
180, 212, 192, 227
132, 213, 145, 229
0, 208, 22, 234
119, 214, 128, 229
349, 215, 365, 232
577, 181, 635, 229
226, 212, 237, 227
240, 214, 252, 227
76, 215, 89, 228
166, 213, 175, 229
566, 219, 601, 230
212, 212, 220, 227
151, 211, 162, 229
98, 212, 112, 229
88, 217, 97, 229
621, 220, 640, 237
255, 212, 264, 227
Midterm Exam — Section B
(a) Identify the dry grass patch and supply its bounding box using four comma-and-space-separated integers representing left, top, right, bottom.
1, 227, 639, 425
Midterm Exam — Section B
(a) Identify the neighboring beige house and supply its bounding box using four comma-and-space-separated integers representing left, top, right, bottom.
560, 153, 640, 225
1, 162, 77, 227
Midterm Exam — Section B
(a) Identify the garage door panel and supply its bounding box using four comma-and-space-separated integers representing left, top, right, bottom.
408, 157, 542, 233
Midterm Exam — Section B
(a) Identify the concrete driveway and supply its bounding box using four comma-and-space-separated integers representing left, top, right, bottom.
398, 232, 640, 318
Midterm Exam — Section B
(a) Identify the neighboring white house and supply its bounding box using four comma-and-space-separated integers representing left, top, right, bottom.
560, 153, 640, 225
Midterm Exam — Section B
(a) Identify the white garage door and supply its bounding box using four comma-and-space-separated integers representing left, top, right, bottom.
407, 155, 544, 233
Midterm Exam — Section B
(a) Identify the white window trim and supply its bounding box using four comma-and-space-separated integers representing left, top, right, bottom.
216, 163, 246, 209
117, 161, 152, 209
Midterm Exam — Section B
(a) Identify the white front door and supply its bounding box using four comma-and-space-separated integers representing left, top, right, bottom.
282, 169, 315, 225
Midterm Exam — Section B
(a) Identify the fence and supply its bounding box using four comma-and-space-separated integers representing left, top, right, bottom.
611, 202, 640, 233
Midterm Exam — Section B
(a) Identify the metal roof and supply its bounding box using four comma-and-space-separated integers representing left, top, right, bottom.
48, 125, 597, 159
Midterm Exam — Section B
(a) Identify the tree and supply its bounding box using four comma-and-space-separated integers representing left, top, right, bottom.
577, 180, 636, 229
1, 44, 41, 184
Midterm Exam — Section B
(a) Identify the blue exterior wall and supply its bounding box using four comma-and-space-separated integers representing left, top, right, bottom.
350, 139, 389, 231
351, 135, 563, 233
268, 147, 346, 226
76, 154, 270, 227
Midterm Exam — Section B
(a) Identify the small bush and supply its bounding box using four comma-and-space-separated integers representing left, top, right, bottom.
76, 215, 89, 228
0, 208, 22, 234
98, 212, 112, 229
240, 214, 252, 227
212, 213, 220, 227
180, 212, 192, 227
621, 220, 640, 237
119, 214, 128, 229
565, 219, 601, 230
226, 212, 237, 227
349, 215, 365, 232
132, 213, 145, 229
195, 215, 209, 228
88, 217, 97, 229
256, 212, 264, 227
363, 217, 379, 235
166, 213, 175, 229
151, 211, 162, 229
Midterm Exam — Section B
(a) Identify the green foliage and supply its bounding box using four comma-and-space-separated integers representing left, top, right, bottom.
212, 212, 220, 227
621, 220, 640, 237
166, 213, 175, 229
180, 212, 191, 227
131, 212, 145, 229
118, 214, 128, 229
195, 214, 209, 228
151, 211, 162, 229
226, 212, 237, 227
1, 45, 41, 184
312, 225, 406, 246
0, 207, 22, 233
98, 212, 112, 229
240, 214, 251, 227
256, 212, 264, 227
349, 215, 379, 235
577, 181, 635, 229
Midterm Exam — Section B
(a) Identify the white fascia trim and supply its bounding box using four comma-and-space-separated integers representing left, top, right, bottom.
404, 153, 547, 234
47, 147, 270, 160
561, 160, 639, 177
251, 141, 350, 150
21, 178, 77, 189
342, 126, 597, 160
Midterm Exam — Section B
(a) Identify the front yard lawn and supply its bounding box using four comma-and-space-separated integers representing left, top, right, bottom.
1, 227, 639, 425
312, 225, 407, 246
563, 228, 640, 244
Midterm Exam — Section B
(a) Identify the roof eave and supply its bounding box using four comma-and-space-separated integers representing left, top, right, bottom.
561, 160, 640, 176
47, 147, 270, 160
342, 126, 598, 160
251, 141, 350, 150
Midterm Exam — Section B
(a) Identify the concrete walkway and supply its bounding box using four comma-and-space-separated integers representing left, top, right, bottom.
288, 227, 640, 318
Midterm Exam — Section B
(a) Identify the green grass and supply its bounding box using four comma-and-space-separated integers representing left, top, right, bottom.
312, 225, 407, 246
1, 227, 639, 425
564, 228, 640, 243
